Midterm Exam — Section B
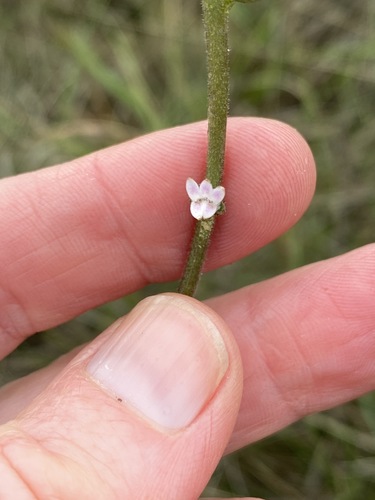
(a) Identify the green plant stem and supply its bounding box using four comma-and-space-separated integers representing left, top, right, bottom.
178, 218, 215, 296
203, 0, 232, 186
178, 0, 232, 296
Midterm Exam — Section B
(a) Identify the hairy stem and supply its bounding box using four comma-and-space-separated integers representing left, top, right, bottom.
203, 0, 232, 186
178, 0, 232, 296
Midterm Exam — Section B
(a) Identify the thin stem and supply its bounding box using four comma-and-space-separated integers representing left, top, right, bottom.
178, 218, 215, 296
203, 0, 232, 186
178, 0, 232, 296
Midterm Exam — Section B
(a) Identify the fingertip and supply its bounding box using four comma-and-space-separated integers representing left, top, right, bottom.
226, 117, 316, 209
87, 293, 237, 430
3, 294, 243, 498
208, 117, 316, 264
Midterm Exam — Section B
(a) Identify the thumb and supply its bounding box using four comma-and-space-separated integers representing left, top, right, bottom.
0, 294, 243, 499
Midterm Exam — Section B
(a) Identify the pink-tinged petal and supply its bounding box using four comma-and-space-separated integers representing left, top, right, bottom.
201, 201, 218, 219
190, 201, 205, 220
186, 178, 200, 202
200, 179, 213, 197
210, 186, 225, 204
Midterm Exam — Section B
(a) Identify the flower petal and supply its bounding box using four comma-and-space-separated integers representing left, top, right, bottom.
200, 179, 213, 197
190, 201, 205, 220
186, 178, 200, 202
210, 186, 225, 204
201, 201, 218, 219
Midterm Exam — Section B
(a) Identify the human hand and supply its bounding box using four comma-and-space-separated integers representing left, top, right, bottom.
0, 118, 374, 499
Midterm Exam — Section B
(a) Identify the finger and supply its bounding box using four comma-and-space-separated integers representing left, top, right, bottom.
0, 294, 242, 499
206, 243, 375, 453
0, 347, 81, 424
2, 244, 374, 452
0, 118, 315, 356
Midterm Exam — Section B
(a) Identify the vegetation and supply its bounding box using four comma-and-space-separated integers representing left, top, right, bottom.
1, 0, 375, 497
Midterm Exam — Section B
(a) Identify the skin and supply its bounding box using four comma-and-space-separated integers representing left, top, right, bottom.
0, 117, 374, 499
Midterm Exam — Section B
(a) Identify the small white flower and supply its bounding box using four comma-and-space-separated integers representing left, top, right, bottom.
186, 178, 225, 220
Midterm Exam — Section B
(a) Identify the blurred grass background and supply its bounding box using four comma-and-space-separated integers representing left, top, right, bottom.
1, 0, 375, 497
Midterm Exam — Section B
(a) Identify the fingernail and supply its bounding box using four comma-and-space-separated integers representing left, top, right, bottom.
87, 294, 228, 429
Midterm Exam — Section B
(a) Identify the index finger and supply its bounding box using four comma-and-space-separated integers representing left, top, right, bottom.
0, 118, 315, 356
